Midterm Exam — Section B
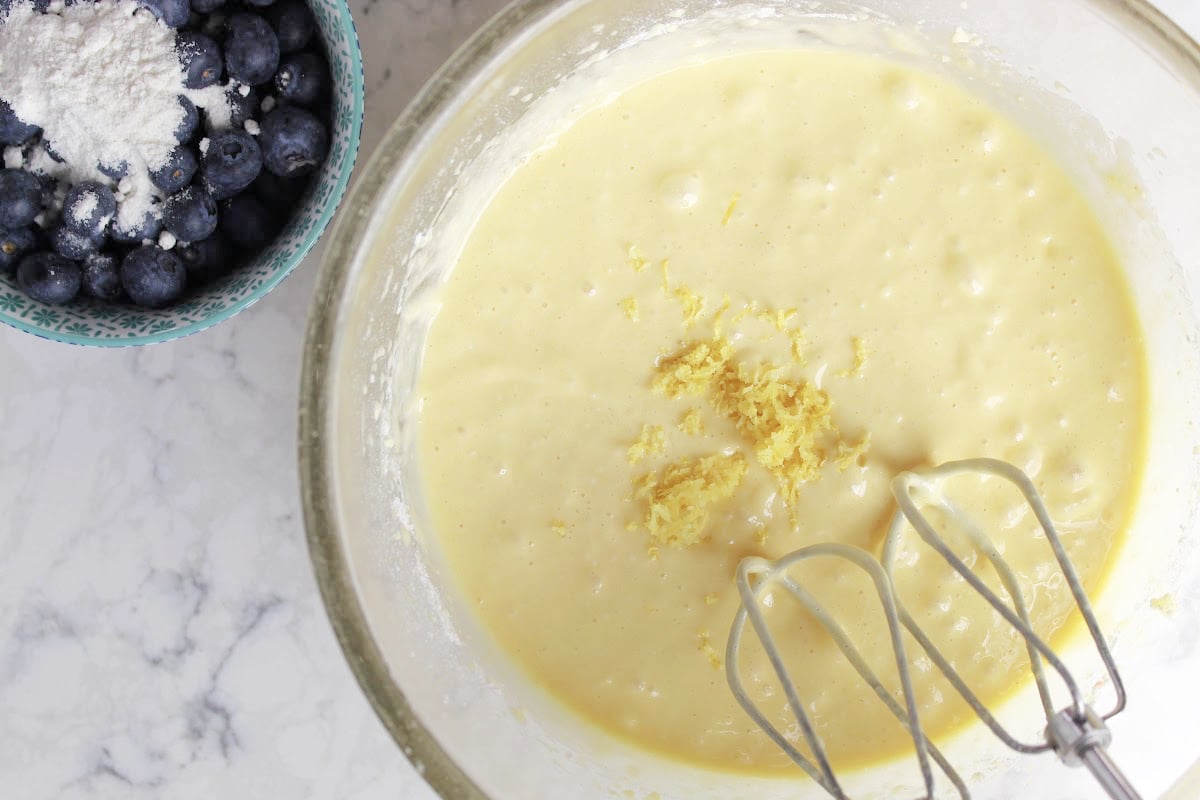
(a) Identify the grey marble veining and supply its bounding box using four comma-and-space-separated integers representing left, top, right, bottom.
2, 1, 1199, 799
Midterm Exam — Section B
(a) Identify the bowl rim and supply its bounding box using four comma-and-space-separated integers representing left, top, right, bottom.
299, 2, 1200, 798
0, 0, 366, 349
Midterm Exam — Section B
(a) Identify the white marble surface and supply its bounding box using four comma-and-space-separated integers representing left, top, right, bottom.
2, 1, 1199, 799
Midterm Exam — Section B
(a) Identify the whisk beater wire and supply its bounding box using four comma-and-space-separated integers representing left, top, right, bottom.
726, 458, 1141, 800
728, 544, 969, 799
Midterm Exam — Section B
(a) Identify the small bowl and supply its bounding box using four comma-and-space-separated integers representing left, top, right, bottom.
0, 0, 364, 347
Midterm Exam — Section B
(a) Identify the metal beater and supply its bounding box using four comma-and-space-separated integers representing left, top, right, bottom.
726, 458, 1140, 799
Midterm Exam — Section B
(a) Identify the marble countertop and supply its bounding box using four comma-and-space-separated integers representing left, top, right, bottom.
2, 1, 1199, 798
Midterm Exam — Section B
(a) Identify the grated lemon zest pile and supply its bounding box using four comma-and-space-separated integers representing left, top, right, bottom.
634, 453, 747, 547
617, 245, 869, 550
650, 335, 845, 509
551, 520, 568, 537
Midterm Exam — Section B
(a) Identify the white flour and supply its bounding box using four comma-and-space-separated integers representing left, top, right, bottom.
0, 0, 229, 231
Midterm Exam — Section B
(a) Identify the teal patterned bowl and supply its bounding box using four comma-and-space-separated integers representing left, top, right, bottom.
0, 0, 364, 347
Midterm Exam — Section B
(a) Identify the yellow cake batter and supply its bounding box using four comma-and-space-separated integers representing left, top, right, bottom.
412, 50, 1146, 774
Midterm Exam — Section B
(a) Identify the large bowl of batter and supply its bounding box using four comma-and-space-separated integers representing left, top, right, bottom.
300, 1, 1200, 798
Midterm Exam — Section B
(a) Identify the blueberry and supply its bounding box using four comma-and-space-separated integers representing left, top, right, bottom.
220, 192, 278, 250
244, 0, 277, 6
0, 226, 36, 273
0, 99, 40, 146
81, 252, 124, 302
259, 106, 327, 178
0, 168, 42, 229
202, 129, 262, 199
121, 245, 187, 308
177, 233, 231, 284
265, 0, 315, 54
111, 209, 163, 244
274, 51, 327, 107
176, 31, 223, 89
51, 225, 104, 261
150, 147, 199, 194
162, 185, 218, 242
224, 12, 280, 86
176, 95, 200, 142
222, 84, 261, 128
199, 7, 227, 37
135, 0, 190, 27
62, 181, 117, 236
252, 169, 306, 211
191, 0, 224, 11
98, 160, 130, 181
17, 251, 81, 305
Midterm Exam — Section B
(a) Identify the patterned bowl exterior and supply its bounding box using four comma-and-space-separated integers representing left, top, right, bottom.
0, 1, 364, 347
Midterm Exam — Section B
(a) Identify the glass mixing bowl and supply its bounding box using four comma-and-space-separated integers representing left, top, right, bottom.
300, 1, 1200, 798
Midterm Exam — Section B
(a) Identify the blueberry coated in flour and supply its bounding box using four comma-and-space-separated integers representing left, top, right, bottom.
162, 185, 219, 243
81, 252, 124, 302
0, 226, 36, 273
202, 129, 263, 199
221, 192, 278, 251
265, 0, 315, 54
111, 209, 164, 245
98, 160, 130, 181
0, 168, 42, 229
62, 181, 117, 236
177, 233, 231, 284
135, 0, 191, 27
0, 99, 41, 147
176, 95, 201, 143
224, 12, 280, 86
176, 31, 224, 90
275, 51, 328, 106
121, 245, 187, 308
51, 225, 104, 261
260, 106, 328, 178
151, 146, 199, 194
17, 251, 82, 306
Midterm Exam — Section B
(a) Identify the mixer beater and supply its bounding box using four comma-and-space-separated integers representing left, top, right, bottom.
726, 459, 1141, 799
